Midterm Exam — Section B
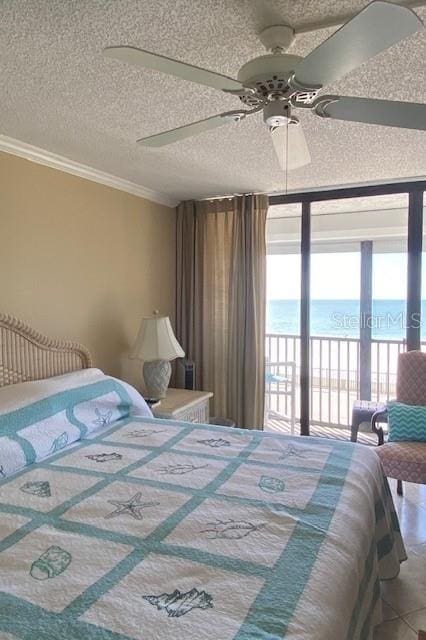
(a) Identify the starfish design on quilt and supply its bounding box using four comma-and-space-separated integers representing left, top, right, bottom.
156, 462, 208, 475
50, 431, 69, 453
93, 408, 113, 428
200, 518, 267, 540
124, 429, 167, 438
104, 492, 160, 520
279, 443, 305, 460
86, 452, 123, 463
143, 588, 213, 617
196, 437, 231, 448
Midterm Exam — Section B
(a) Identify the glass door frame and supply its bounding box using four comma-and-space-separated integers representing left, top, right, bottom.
268, 180, 426, 436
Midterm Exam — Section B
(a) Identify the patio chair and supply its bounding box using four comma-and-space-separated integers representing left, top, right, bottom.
264, 359, 296, 434
372, 350, 426, 496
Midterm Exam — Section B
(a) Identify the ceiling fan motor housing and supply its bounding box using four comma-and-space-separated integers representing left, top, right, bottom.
237, 53, 303, 88
237, 53, 307, 107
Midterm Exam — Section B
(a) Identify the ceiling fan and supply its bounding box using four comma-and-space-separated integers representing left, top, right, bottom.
104, 1, 425, 171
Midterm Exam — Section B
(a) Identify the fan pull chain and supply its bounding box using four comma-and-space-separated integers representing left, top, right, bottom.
285, 120, 289, 195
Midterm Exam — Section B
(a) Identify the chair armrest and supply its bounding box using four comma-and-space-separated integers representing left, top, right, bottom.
371, 409, 388, 445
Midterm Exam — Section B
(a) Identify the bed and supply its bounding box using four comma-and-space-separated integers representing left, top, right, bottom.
0, 314, 405, 640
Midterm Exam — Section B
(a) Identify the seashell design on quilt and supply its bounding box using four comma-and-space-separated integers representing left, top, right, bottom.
156, 463, 208, 475
143, 588, 213, 617
85, 452, 123, 463
125, 429, 167, 438
50, 432, 69, 453
93, 408, 113, 428
30, 545, 72, 580
258, 475, 285, 494
200, 518, 266, 540
20, 481, 51, 498
196, 438, 231, 448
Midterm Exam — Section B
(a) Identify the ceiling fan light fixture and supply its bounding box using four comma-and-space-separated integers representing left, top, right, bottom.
263, 101, 292, 128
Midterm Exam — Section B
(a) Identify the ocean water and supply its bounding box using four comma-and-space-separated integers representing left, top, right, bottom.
267, 299, 426, 340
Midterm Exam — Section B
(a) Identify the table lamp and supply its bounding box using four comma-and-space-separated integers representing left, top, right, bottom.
130, 311, 184, 400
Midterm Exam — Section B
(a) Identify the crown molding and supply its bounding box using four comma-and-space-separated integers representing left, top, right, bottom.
0, 135, 178, 208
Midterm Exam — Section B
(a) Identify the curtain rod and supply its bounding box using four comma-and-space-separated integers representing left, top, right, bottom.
198, 192, 264, 202
190, 178, 426, 205
268, 206, 408, 222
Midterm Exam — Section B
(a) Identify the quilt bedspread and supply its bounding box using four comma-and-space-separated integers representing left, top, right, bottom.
0, 417, 405, 640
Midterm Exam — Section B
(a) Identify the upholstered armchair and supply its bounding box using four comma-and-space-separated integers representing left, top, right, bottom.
372, 350, 426, 496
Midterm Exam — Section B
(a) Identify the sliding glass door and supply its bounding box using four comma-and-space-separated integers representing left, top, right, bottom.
309, 200, 361, 428
371, 195, 408, 406
265, 203, 301, 434
267, 182, 425, 437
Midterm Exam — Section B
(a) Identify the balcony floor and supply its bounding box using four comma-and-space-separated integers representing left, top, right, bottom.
265, 411, 377, 445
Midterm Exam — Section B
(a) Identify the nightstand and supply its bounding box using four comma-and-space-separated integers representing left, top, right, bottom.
152, 388, 213, 424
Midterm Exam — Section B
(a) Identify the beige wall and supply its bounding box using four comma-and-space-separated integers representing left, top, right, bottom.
0, 151, 176, 389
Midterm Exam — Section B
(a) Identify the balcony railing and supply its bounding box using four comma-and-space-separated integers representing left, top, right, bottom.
265, 333, 425, 428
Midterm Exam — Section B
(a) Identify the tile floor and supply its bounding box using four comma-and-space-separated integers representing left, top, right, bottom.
374, 480, 426, 639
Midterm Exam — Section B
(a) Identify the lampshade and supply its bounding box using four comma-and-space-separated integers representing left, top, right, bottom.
130, 313, 184, 362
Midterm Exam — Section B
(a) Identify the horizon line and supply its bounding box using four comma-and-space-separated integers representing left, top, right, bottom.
267, 298, 421, 301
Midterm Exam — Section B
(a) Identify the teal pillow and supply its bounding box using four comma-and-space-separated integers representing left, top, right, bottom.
388, 401, 426, 442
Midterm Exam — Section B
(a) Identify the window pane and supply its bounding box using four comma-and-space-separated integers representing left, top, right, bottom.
310, 194, 408, 430
265, 204, 301, 435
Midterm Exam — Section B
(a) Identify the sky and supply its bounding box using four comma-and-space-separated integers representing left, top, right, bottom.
266, 252, 426, 300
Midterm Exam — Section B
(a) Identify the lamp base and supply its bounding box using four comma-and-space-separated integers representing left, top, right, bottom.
143, 360, 171, 399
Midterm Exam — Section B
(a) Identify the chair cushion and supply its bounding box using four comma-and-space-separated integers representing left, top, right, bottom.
397, 350, 426, 405
376, 442, 426, 483
388, 401, 426, 442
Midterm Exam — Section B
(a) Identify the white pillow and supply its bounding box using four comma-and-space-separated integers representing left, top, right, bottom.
0, 368, 152, 418
0, 368, 152, 477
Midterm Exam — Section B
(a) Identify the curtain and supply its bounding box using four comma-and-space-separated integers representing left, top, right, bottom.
176, 194, 268, 429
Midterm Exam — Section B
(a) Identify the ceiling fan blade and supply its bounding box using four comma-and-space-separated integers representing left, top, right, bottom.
104, 46, 242, 92
314, 95, 426, 131
271, 122, 311, 170
293, 1, 423, 89
138, 112, 245, 147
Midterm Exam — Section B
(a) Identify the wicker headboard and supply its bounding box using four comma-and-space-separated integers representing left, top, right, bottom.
0, 313, 92, 387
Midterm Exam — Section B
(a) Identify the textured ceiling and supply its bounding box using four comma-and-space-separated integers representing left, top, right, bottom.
1, 0, 425, 202
268, 193, 410, 217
